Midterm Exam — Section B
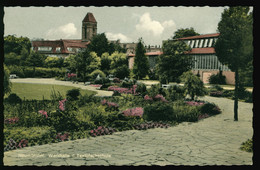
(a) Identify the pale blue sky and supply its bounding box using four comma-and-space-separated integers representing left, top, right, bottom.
4, 6, 232, 46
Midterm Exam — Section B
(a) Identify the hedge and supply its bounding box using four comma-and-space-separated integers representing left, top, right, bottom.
7, 65, 67, 78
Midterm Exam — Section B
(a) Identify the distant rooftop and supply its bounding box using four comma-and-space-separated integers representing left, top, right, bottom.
176, 33, 220, 40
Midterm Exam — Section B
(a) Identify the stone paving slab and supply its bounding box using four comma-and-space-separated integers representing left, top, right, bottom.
5, 79, 253, 166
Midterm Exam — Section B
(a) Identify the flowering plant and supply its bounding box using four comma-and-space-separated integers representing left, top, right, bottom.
89, 126, 116, 137
17, 139, 28, 148
185, 101, 205, 106
101, 99, 119, 111
144, 94, 168, 102
122, 107, 144, 117
133, 122, 170, 130
198, 114, 210, 121
108, 85, 138, 95
4, 117, 19, 124
38, 110, 48, 118
90, 84, 103, 88
59, 99, 67, 111
56, 132, 69, 141
67, 73, 77, 78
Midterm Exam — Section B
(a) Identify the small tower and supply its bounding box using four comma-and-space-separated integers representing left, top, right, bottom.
82, 12, 97, 42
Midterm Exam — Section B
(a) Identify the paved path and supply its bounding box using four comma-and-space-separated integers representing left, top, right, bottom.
5, 79, 253, 166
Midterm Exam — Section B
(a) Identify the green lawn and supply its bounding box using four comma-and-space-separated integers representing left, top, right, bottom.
6, 83, 97, 100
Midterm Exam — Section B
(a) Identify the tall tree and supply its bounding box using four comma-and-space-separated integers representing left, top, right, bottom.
172, 27, 200, 39
157, 40, 192, 84
133, 38, 149, 80
4, 35, 31, 55
215, 6, 253, 121
110, 52, 129, 79
88, 33, 110, 57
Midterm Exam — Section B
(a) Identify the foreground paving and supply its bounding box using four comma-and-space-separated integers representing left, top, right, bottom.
4, 95, 253, 166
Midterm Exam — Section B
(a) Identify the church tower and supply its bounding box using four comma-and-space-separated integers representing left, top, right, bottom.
82, 13, 97, 41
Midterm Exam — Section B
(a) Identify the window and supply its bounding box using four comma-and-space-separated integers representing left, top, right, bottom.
67, 47, 73, 52
38, 46, 52, 52
195, 40, 199, 48
199, 39, 204, 48
208, 38, 213, 47
56, 47, 61, 52
204, 39, 208, 47
190, 40, 195, 48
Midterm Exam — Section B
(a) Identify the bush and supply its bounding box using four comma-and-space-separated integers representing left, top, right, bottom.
147, 84, 166, 98
166, 85, 186, 101
5, 93, 22, 104
48, 109, 80, 132
66, 88, 80, 101
6, 66, 67, 78
173, 101, 201, 122
181, 71, 207, 100
89, 69, 106, 80
4, 126, 57, 148
199, 103, 221, 116
143, 102, 174, 121
208, 71, 226, 85
240, 138, 253, 152
136, 82, 147, 96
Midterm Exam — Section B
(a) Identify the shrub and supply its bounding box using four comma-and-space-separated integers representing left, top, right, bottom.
199, 103, 221, 116
5, 93, 22, 104
66, 88, 80, 101
143, 102, 174, 121
122, 107, 144, 117
166, 85, 186, 101
89, 126, 117, 137
133, 122, 171, 130
240, 138, 253, 152
209, 71, 226, 85
113, 77, 121, 83
48, 109, 80, 132
101, 99, 119, 111
173, 102, 201, 122
181, 71, 207, 100
136, 82, 147, 96
4, 126, 57, 149
89, 69, 106, 80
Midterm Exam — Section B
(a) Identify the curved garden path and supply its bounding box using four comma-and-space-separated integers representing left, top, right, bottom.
4, 78, 253, 166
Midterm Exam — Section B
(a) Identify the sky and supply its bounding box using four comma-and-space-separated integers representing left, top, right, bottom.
4, 6, 231, 46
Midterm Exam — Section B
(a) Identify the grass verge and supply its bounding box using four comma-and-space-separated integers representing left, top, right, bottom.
5, 83, 97, 100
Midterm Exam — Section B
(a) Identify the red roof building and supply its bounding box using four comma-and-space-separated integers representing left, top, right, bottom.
31, 12, 97, 57
32, 39, 90, 57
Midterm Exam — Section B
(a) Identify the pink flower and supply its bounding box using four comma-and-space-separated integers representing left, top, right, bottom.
38, 110, 48, 118
122, 107, 144, 117
144, 95, 153, 101
58, 99, 67, 111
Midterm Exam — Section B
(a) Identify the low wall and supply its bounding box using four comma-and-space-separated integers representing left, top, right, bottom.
192, 70, 235, 85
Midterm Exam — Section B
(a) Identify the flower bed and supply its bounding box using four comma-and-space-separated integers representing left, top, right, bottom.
89, 126, 117, 137
122, 107, 144, 117
133, 122, 170, 130
89, 84, 103, 88
108, 85, 137, 95
185, 101, 205, 106
144, 94, 168, 102
4, 117, 19, 124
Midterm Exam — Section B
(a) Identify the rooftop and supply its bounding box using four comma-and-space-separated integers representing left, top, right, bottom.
177, 33, 220, 40
82, 12, 97, 23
